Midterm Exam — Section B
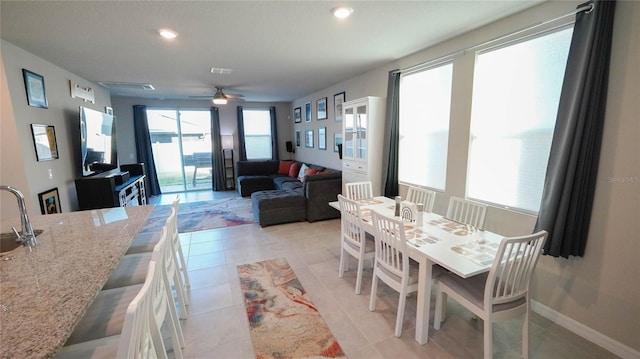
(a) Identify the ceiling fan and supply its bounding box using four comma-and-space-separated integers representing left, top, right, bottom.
189, 86, 245, 104
211, 86, 245, 105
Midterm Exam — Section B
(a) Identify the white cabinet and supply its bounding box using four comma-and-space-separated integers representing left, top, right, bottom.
342, 96, 385, 196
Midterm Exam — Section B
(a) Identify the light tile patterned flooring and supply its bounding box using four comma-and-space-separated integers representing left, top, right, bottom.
149, 191, 619, 359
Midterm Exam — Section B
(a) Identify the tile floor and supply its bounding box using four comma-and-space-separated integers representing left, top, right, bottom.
150, 191, 619, 359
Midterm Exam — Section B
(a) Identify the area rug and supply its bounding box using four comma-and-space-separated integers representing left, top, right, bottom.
237, 258, 346, 359
140, 197, 255, 234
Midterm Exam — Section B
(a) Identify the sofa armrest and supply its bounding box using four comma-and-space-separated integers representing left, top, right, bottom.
303, 173, 342, 221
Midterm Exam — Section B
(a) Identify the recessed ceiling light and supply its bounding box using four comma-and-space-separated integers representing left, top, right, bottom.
331, 6, 353, 19
158, 28, 178, 40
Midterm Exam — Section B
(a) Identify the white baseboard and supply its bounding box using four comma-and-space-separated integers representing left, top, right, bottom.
531, 300, 640, 359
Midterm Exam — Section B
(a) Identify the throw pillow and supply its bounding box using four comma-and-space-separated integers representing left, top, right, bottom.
301, 168, 319, 182
288, 162, 301, 178
277, 161, 293, 175
297, 163, 309, 180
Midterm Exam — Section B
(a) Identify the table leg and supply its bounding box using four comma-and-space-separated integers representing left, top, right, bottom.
415, 256, 432, 344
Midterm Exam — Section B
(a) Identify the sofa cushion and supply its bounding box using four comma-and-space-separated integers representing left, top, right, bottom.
277, 160, 294, 175
281, 181, 303, 191
288, 162, 301, 178
273, 175, 300, 189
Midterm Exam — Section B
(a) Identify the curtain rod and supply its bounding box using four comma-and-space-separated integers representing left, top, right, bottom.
393, 3, 594, 75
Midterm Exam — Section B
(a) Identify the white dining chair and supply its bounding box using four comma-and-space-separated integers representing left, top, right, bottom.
345, 181, 373, 200
150, 226, 186, 358
337, 194, 376, 295
126, 195, 180, 255
170, 196, 191, 289
434, 230, 548, 359
161, 207, 189, 319
58, 240, 172, 358
446, 196, 487, 229
369, 210, 419, 337
406, 185, 436, 212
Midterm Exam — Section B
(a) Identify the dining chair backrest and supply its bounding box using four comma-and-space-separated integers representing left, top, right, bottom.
406, 186, 436, 212
161, 208, 188, 319
117, 260, 164, 359
151, 225, 185, 358
370, 210, 410, 281
485, 230, 548, 309
446, 196, 487, 229
345, 181, 373, 200
337, 194, 366, 250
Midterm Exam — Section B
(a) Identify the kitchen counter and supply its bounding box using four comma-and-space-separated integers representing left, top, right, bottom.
0, 205, 154, 358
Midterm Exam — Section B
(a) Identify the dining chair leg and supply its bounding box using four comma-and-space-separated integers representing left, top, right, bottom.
523, 307, 530, 359
369, 268, 379, 311
355, 257, 365, 295
483, 317, 492, 359
434, 290, 446, 330
338, 248, 347, 278
395, 287, 407, 337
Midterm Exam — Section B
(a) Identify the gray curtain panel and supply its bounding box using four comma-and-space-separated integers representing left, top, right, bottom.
534, 0, 617, 258
210, 107, 226, 191
382, 70, 401, 198
270, 106, 279, 161
236, 106, 247, 161
133, 105, 161, 196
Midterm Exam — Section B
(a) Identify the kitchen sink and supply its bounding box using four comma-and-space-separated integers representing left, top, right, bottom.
0, 230, 43, 253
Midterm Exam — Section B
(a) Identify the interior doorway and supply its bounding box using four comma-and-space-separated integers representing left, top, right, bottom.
146, 108, 213, 193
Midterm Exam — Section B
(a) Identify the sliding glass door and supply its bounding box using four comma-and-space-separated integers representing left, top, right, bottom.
146, 109, 213, 193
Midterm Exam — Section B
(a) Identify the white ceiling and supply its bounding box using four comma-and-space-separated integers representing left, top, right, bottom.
0, 0, 543, 102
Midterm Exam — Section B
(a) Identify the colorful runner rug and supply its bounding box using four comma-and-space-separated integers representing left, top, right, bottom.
237, 258, 346, 359
140, 197, 255, 234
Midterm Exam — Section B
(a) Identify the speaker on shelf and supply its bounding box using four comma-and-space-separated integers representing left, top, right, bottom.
286, 141, 295, 153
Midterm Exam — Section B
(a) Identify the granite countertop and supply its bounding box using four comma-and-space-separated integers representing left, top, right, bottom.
0, 205, 154, 359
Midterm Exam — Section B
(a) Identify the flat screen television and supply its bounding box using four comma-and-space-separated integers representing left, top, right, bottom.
79, 106, 117, 176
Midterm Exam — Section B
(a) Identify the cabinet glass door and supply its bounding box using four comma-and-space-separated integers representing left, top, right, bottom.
356, 104, 368, 160
344, 106, 355, 159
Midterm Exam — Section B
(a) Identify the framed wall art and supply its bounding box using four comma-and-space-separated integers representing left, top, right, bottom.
31, 124, 59, 161
317, 97, 327, 120
334, 91, 345, 122
305, 102, 312, 122
318, 127, 327, 150
38, 187, 61, 215
295, 130, 301, 147
305, 130, 314, 148
294, 107, 302, 123
22, 69, 48, 108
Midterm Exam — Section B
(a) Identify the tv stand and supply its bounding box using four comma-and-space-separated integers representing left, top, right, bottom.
75, 164, 147, 210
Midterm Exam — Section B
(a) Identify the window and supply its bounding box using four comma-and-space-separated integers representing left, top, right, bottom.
467, 27, 573, 213
399, 62, 453, 191
242, 108, 273, 160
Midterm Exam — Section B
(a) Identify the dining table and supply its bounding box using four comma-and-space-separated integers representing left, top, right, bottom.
330, 196, 504, 345
0, 205, 154, 359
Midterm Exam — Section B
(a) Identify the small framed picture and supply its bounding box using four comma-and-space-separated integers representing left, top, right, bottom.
317, 97, 327, 120
305, 102, 312, 122
22, 69, 48, 108
38, 187, 61, 215
305, 130, 314, 148
295, 130, 301, 147
294, 107, 302, 123
105, 106, 113, 115
334, 92, 345, 122
318, 127, 327, 150
31, 124, 59, 161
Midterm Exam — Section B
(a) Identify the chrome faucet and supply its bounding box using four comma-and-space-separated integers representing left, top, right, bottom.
1, 185, 37, 247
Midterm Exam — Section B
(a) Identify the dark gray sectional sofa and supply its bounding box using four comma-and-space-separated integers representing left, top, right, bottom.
236, 160, 342, 226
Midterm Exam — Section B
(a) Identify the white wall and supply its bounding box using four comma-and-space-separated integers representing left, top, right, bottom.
292, 1, 639, 355
1, 40, 112, 223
